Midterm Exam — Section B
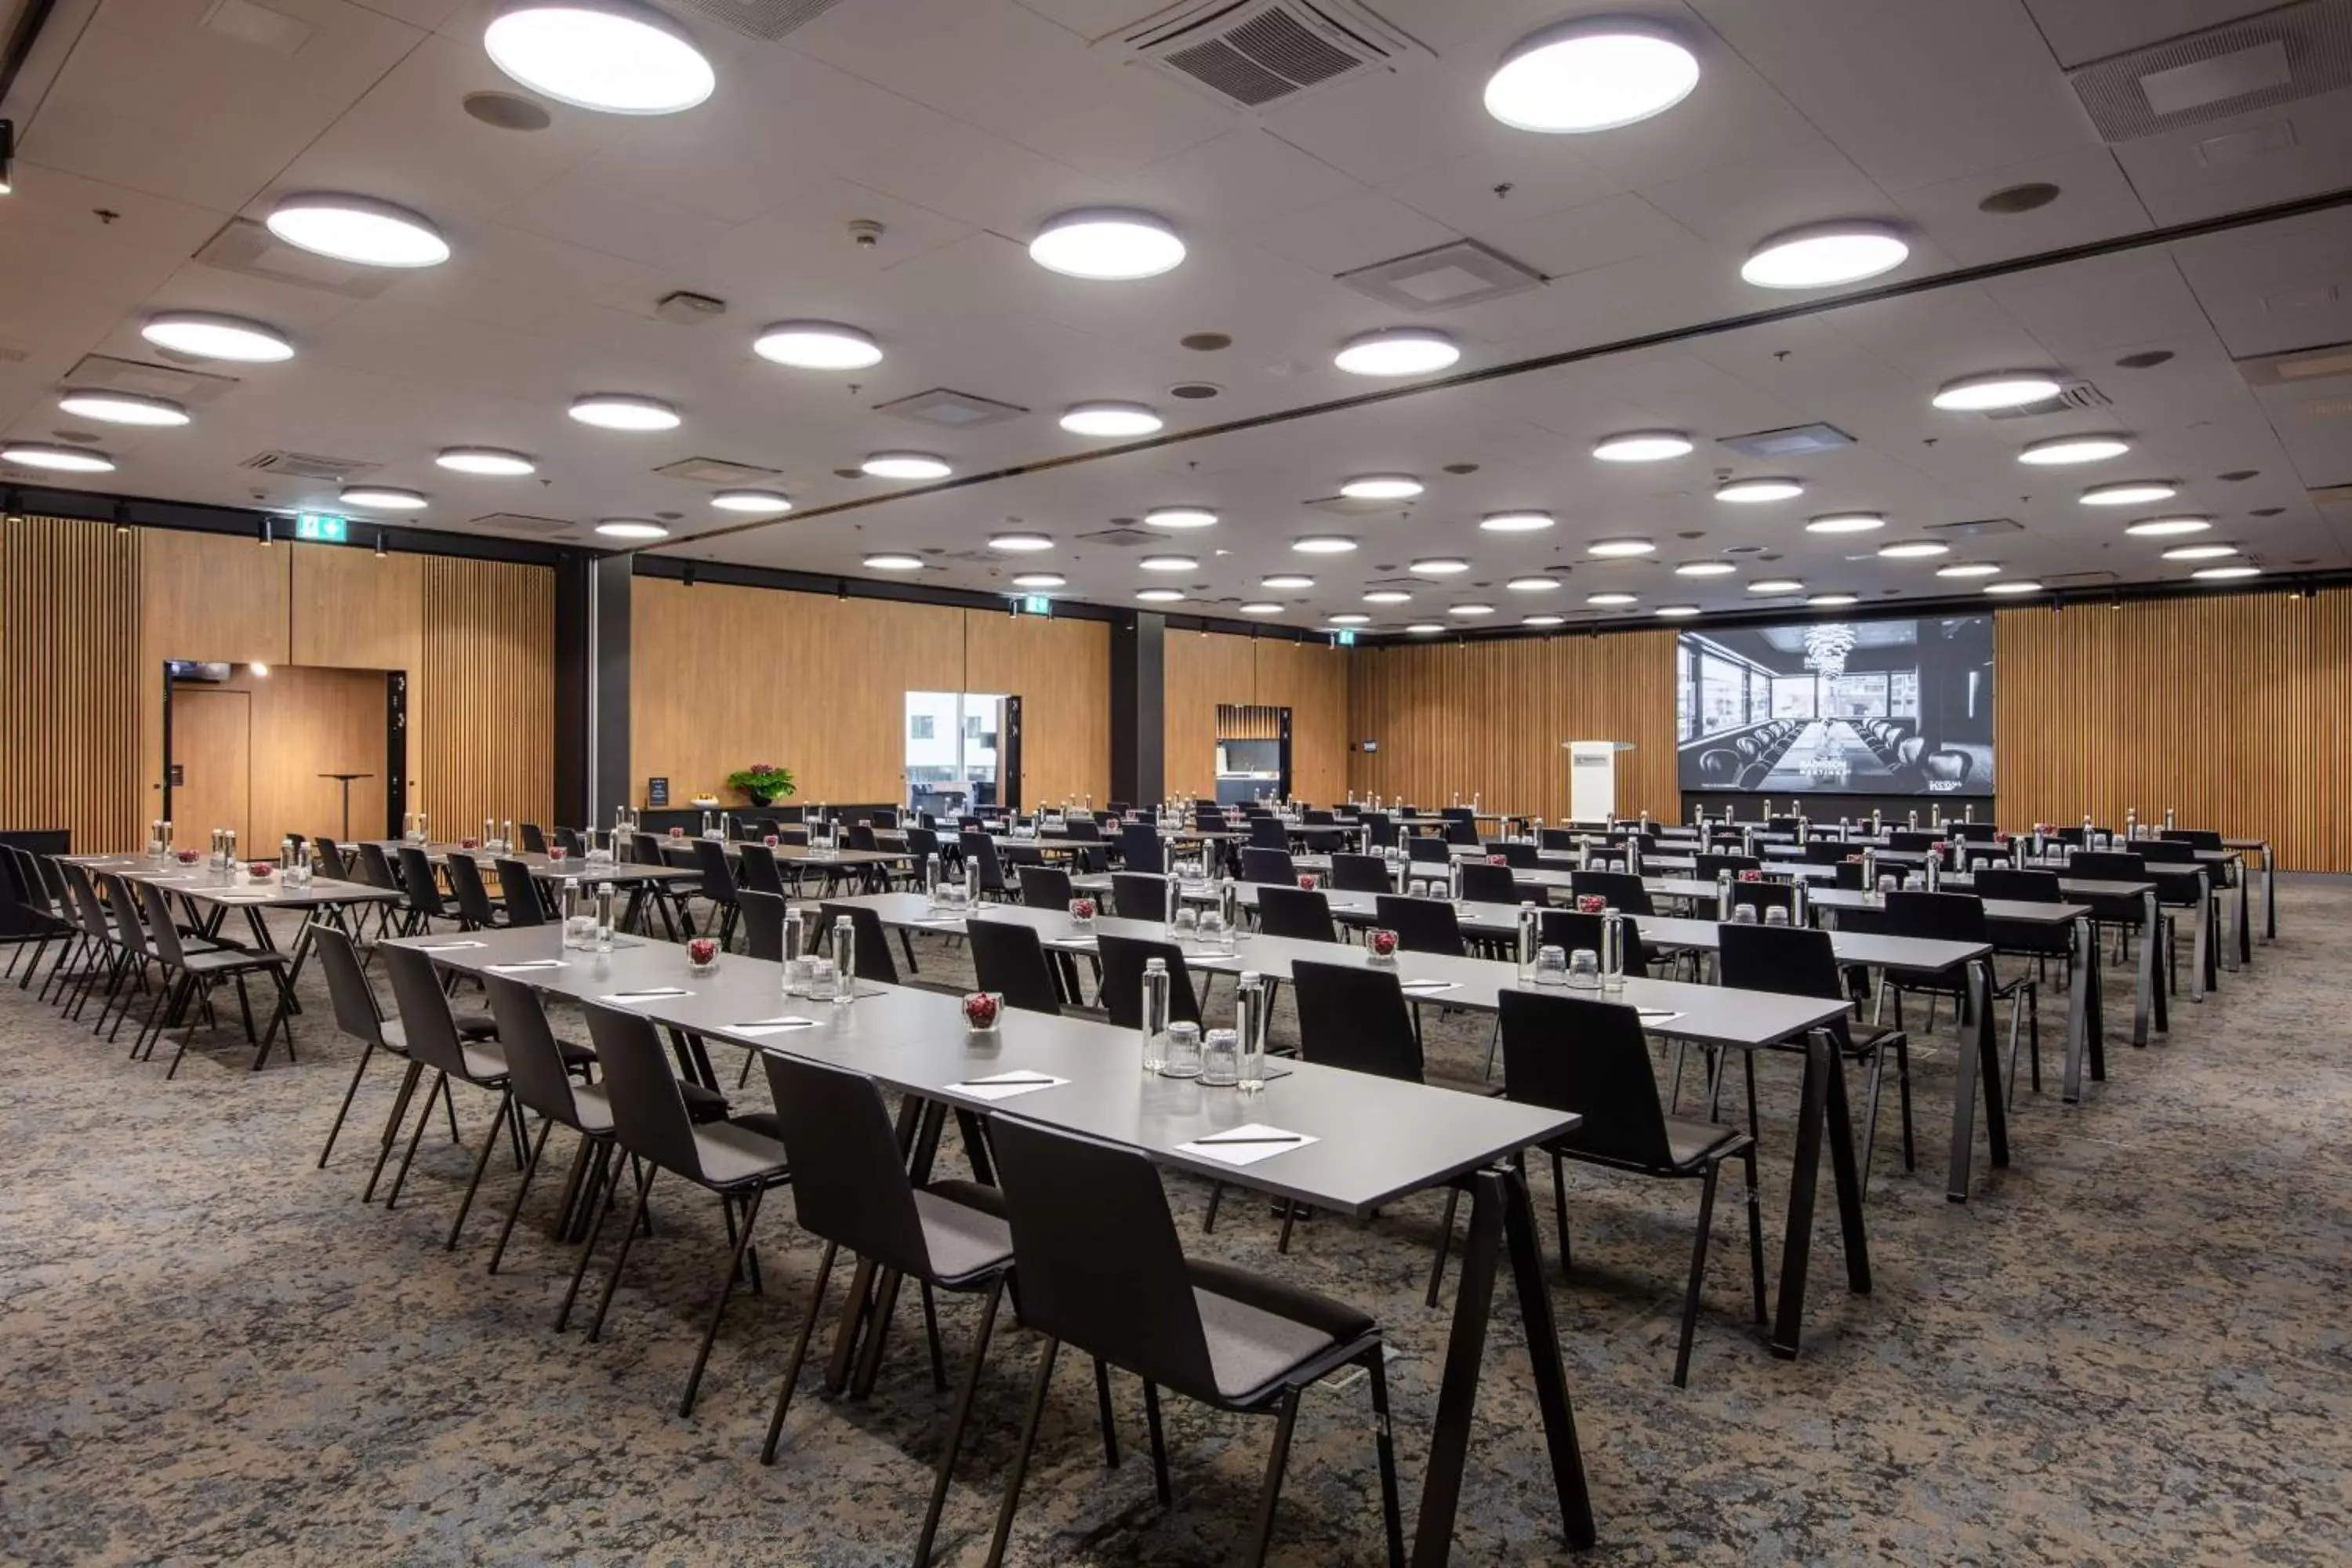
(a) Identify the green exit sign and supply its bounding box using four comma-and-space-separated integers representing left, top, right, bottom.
1334, 628, 1356, 647
1020, 593, 1052, 615
295, 513, 348, 543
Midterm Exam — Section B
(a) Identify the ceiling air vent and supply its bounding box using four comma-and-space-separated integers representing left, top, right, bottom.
2043, 570, 2121, 587
1105, 0, 1429, 112
1922, 517, 2024, 539
239, 450, 379, 481
1718, 423, 1855, 459
1077, 527, 1163, 548
668, 0, 846, 40
874, 388, 1029, 430
64, 354, 241, 404
1983, 381, 2113, 419
1302, 493, 1413, 517
2237, 339, 2352, 386
194, 217, 401, 299
1338, 238, 1544, 311
466, 513, 577, 537
653, 456, 782, 485
2067, 0, 2352, 143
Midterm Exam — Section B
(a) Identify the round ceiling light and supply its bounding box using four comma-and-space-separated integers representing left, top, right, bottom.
1716, 477, 1804, 503
1138, 554, 1196, 572
1449, 603, 1495, 616
1480, 510, 1554, 532
436, 446, 535, 476
1060, 401, 1161, 437
1240, 602, 1284, 615
989, 532, 1054, 552
1329, 612, 1371, 626
1364, 589, 1414, 604
1406, 622, 1446, 634
569, 393, 679, 430
863, 553, 924, 571
1262, 575, 1314, 590
1507, 575, 1561, 592
2082, 481, 2177, 506
1588, 537, 1656, 557
1805, 512, 1885, 534
1145, 506, 1218, 529
1137, 587, 1185, 602
2191, 564, 2261, 580
1028, 208, 1185, 281
1410, 557, 1468, 575
1592, 430, 1692, 463
1932, 371, 2063, 412
266, 192, 449, 268
1878, 539, 1950, 558
2019, 434, 2131, 466
1523, 613, 1566, 627
339, 485, 427, 510
140, 311, 292, 362
57, 390, 189, 426
1333, 328, 1460, 377
1740, 221, 1909, 289
1339, 474, 1421, 500
862, 452, 950, 480
1982, 579, 2043, 595
2124, 516, 2213, 537
593, 518, 669, 540
3, 442, 114, 473
483, 0, 715, 116
1293, 535, 1359, 554
1675, 560, 1737, 576
1748, 578, 1805, 593
1011, 573, 1065, 589
755, 321, 882, 370
1936, 561, 2002, 579
1808, 593, 1860, 607
1587, 591, 1638, 607
710, 490, 790, 513
1483, 16, 1700, 134
1654, 604, 1700, 618
2162, 541, 2240, 561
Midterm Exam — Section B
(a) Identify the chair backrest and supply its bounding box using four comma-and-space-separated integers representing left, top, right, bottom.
481, 974, 586, 1126
1457, 862, 1515, 904
1109, 872, 1166, 921
1568, 869, 1653, 917
2162, 828, 2223, 851
2067, 850, 2149, 883
1534, 909, 1649, 978
1497, 989, 1675, 1169
1886, 888, 1989, 944
1361, 812, 1398, 850
492, 858, 546, 926
1405, 836, 1448, 864
1485, 840, 1538, 868
99, 873, 150, 953
379, 943, 478, 1078
58, 862, 110, 942
579, 1000, 710, 1181
1888, 830, 1939, 852
313, 837, 353, 881
735, 841, 789, 900
1373, 893, 1462, 955
762, 1054, 937, 1278
691, 838, 738, 902
1094, 931, 1200, 1027
1722, 878, 1795, 920
848, 822, 880, 853
988, 1116, 1220, 1403
1695, 853, 1759, 880
554, 826, 583, 855
817, 902, 901, 984
443, 853, 501, 927
630, 830, 666, 866
1329, 852, 1391, 894
2133, 837, 2195, 863
1016, 863, 1074, 908
736, 887, 789, 961
964, 916, 1066, 1014
1716, 920, 1844, 1004
134, 879, 188, 966
1254, 884, 1338, 943
313, 924, 388, 1048
1117, 822, 1165, 873
1951, 822, 1999, 842
1444, 817, 1481, 847
519, 822, 550, 855
1974, 867, 2061, 902
1239, 846, 1295, 885
358, 840, 402, 891
1248, 817, 1289, 851
1290, 959, 1422, 1081
959, 831, 1007, 893
902, 825, 942, 864
397, 846, 448, 916
7, 847, 54, 917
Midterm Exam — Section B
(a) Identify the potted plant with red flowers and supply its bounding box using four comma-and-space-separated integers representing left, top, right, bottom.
688, 936, 719, 974
964, 990, 1003, 1038
725, 763, 796, 808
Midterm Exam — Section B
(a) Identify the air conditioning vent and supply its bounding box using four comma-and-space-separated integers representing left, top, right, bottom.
1923, 517, 2024, 539
1983, 381, 2114, 419
2238, 339, 2352, 386
666, 0, 846, 40
2067, 0, 2352, 143
1718, 423, 1856, 459
1076, 527, 1162, 548
653, 456, 783, 485
2044, 570, 2121, 586
239, 450, 379, 481
1301, 493, 1413, 517
64, 354, 241, 404
1105, 0, 1428, 113
874, 387, 1029, 430
466, 513, 577, 537
194, 217, 401, 299
1338, 238, 1543, 311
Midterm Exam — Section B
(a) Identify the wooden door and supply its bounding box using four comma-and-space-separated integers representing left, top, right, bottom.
170, 688, 251, 848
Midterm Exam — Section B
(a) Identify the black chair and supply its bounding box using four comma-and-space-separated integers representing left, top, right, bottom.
690, 839, 742, 948
1094, 932, 1201, 1027
965, 916, 1069, 1015
492, 857, 547, 927
311, 837, 353, 882
816, 902, 906, 985
1695, 853, 1760, 881
1110, 871, 1167, 922
1719, 878, 1796, 922
1373, 893, 1463, 955
313, 923, 498, 1179
132, 877, 294, 1078
1329, 852, 1392, 894
1015, 863, 1074, 909
1117, 822, 1166, 874
379, 944, 523, 1250
518, 823, 550, 855
1246, 816, 1290, 853
1883, 890, 2039, 1096
1239, 846, 1296, 885
1457, 862, 1517, 905
1497, 989, 1764, 1386
1253, 884, 1337, 944
478, 975, 620, 1323
1360, 811, 1398, 851
396, 845, 453, 935
735, 888, 791, 964
1534, 909, 1650, 978
755, 1054, 1015, 1566
1973, 868, 2075, 993
737, 840, 793, 903
443, 853, 505, 930
1405, 836, 1448, 866
576, 1000, 793, 1417
1716, 922, 1913, 1194
1443, 817, 1480, 848
1568, 869, 1653, 917
1484, 840, 1539, 869
982, 1116, 1403, 1568
960, 831, 1012, 900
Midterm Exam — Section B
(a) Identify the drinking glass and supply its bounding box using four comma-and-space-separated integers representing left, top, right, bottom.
1173, 906, 1199, 938
806, 956, 837, 997
1763, 905, 1789, 926
1534, 945, 1569, 986
1160, 1021, 1203, 1079
1200, 1028, 1240, 1087
1565, 949, 1601, 989
1731, 903, 1758, 924
1877, 874, 1899, 896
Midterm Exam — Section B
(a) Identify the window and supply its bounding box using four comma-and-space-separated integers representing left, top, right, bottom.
964, 713, 983, 739
909, 714, 935, 741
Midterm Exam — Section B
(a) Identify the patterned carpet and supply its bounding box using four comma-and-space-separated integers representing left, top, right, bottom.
2, 879, 2347, 1566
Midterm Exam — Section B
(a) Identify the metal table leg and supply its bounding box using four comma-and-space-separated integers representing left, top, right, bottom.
2234, 856, 2251, 967
2062, 914, 2092, 1105
2190, 870, 2209, 1002
1945, 958, 2009, 1202
2134, 891, 2159, 1044
1770, 1027, 1871, 1358
2262, 844, 2274, 941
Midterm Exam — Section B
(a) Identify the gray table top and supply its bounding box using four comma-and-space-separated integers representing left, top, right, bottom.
371, 844, 702, 885
389, 925, 1577, 1216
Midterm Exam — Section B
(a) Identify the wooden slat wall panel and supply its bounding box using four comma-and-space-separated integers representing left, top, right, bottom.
1253, 637, 1350, 804
1163, 630, 1258, 800
137, 528, 293, 828
964, 611, 1111, 808
1345, 631, 1679, 821
420, 557, 554, 833
1994, 593, 2351, 870
0, 517, 143, 851
1217, 704, 1284, 740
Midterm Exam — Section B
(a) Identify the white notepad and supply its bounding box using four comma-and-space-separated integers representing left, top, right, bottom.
729, 1016, 819, 1038
487, 960, 568, 973
1176, 1124, 1319, 1167
597, 988, 691, 1005
953, 1071, 1069, 1102
1399, 978, 1460, 994
419, 940, 488, 952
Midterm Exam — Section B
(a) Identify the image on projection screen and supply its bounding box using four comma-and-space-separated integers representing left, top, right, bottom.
1675, 616, 1994, 795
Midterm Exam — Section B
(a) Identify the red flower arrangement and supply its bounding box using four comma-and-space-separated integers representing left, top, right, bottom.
1369, 929, 1399, 958
1297, 873, 1319, 891
964, 991, 1001, 1030
687, 937, 718, 967
1575, 895, 1605, 914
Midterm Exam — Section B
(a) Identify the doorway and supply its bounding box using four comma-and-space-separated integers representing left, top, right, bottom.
906, 691, 1022, 815
171, 688, 252, 846
1214, 702, 1290, 804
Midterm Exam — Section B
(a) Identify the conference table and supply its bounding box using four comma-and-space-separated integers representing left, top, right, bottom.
397, 924, 1598, 1560
826, 892, 1870, 1356
364, 842, 704, 936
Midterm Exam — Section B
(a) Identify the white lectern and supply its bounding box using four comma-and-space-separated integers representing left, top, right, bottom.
1566, 740, 1630, 823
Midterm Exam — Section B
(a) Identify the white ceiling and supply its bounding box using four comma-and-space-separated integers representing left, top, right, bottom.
0, 0, 2347, 630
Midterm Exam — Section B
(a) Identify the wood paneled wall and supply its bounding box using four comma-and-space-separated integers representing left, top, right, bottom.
419, 557, 556, 835
1218, 704, 1285, 741
1161, 631, 1351, 803
1994, 593, 2352, 871
1346, 630, 1680, 822
206, 665, 390, 851
630, 577, 1110, 808
0, 517, 143, 850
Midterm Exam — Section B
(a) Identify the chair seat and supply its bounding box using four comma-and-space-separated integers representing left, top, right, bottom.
914, 1178, 1013, 1284
459, 1040, 511, 1082
692, 1120, 789, 1187
1847, 1023, 1905, 1060
1188, 1256, 1374, 1403
677, 1080, 733, 1123
452, 1009, 501, 1040
1662, 1115, 1746, 1171
179, 946, 289, 976
569, 1083, 615, 1135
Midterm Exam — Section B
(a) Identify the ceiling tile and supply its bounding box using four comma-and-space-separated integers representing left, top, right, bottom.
1248, 185, 1460, 276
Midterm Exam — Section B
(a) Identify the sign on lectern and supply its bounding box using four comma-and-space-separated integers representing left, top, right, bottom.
1566, 740, 1633, 822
